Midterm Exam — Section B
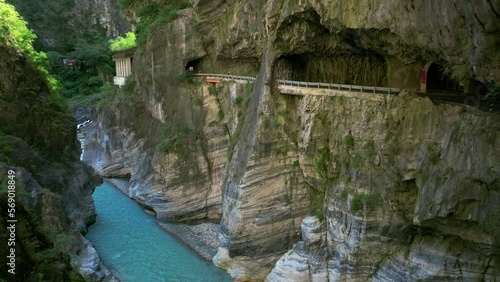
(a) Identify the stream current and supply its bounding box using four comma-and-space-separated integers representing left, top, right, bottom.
85, 182, 231, 281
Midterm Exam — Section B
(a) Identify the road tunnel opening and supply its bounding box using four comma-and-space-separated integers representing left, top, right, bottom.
274, 53, 387, 87
426, 63, 463, 92
185, 58, 202, 72
273, 10, 392, 87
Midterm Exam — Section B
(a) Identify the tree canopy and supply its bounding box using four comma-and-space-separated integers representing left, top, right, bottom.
0, 0, 58, 90
0, 0, 35, 55
109, 31, 136, 52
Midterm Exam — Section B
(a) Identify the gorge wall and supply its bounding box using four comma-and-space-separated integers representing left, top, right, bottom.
83, 0, 500, 281
6, 0, 130, 50
0, 35, 110, 281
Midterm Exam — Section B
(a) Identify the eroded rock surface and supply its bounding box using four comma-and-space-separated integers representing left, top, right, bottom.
82, 0, 499, 280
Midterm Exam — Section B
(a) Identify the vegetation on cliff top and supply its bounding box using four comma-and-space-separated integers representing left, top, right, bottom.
0, 0, 78, 161
120, 0, 190, 46
5, 0, 132, 106
6, 0, 130, 51
0, 0, 37, 57
0, 0, 59, 90
1, 0, 115, 106
46, 39, 115, 99
109, 31, 136, 51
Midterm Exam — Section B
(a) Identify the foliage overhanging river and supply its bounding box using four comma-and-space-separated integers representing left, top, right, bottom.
85, 182, 231, 281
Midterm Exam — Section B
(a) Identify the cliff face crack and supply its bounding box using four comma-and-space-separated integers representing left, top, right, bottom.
481, 257, 493, 280
473, 13, 485, 31
485, 0, 500, 19
220, 51, 271, 255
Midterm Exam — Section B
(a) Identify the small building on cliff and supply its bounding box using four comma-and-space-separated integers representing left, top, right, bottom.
113, 47, 136, 87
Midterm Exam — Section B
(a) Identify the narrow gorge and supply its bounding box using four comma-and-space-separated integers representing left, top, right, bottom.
2, 0, 500, 281
82, 0, 500, 280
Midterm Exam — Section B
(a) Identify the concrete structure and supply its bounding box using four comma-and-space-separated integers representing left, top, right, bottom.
113, 47, 136, 87
195, 73, 498, 114
278, 85, 393, 101
384, 57, 426, 93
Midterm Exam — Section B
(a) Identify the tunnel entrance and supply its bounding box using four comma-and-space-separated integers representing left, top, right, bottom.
275, 53, 387, 87
185, 58, 202, 72
426, 63, 463, 92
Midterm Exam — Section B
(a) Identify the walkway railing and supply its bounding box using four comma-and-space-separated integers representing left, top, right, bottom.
194, 73, 400, 94
194, 73, 256, 81
194, 73, 499, 115
277, 79, 401, 95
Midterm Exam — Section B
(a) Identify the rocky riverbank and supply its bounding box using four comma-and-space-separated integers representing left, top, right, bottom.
93, 177, 223, 263
76, 1, 500, 280
157, 222, 222, 261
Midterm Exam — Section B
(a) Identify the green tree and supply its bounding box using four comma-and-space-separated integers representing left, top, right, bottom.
0, 0, 59, 90
109, 31, 136, 51
0, 0, 36, 55
45, 39, 115, 99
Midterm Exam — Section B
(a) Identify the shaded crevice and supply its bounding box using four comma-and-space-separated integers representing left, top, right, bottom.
220, 51, 271, 257
426, 63, 463, 92
185, 58, 203, 72
486, 0, 500, 19
473, 14, 485, 31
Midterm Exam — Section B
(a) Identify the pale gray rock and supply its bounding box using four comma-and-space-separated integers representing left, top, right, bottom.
77, 236, 113, 282
301, 216, 323, 246
83, 1, 500, 280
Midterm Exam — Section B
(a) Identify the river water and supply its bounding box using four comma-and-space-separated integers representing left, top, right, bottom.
85, 182, 231, 282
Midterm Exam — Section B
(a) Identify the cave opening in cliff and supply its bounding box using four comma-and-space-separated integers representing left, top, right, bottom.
274, 52, 387, 86
185, 58, 202, 73
273, 10, 391, 87
426, 63, 463, 92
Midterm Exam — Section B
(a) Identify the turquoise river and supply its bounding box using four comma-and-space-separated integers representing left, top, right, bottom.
85, 182, 231, 281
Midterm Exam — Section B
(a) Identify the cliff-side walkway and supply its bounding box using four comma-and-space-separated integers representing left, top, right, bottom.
194, 73, 499, 115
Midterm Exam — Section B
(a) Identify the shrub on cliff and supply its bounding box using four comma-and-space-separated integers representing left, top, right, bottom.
350, 193, 382, 213
135, 1, 191, 46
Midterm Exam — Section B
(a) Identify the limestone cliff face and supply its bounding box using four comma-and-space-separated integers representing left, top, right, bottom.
84, 0, 499, 280
82, 12, 227, 221
266, 92, 499, 281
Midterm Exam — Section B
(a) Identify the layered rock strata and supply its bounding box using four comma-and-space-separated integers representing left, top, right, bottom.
83, 0, 499, 280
